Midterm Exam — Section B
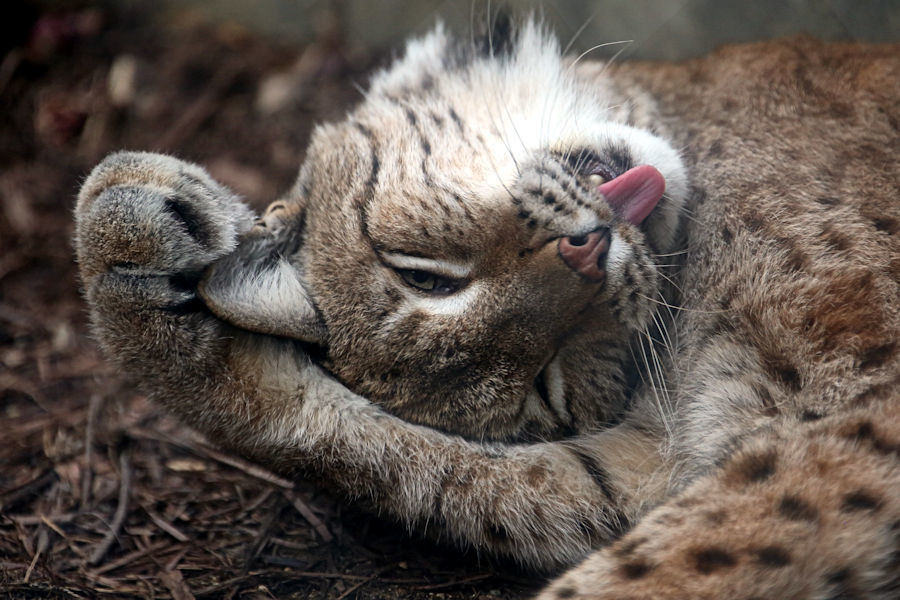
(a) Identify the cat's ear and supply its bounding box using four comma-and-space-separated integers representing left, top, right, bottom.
198, 224, 327, 345
368, 22, 453, 97
476, 9, 516, 58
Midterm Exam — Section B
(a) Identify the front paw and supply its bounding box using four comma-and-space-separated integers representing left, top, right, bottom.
75, 151, 255, 286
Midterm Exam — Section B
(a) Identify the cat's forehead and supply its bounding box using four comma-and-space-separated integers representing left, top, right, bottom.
346, 101, 520, 258
353, 96, 517, 192
302, 19, 623, 206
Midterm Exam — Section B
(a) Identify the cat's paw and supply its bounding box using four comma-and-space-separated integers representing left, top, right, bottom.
76, 151, 254, 285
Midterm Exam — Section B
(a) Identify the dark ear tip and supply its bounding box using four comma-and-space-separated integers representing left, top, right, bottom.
479, 8, 516, 58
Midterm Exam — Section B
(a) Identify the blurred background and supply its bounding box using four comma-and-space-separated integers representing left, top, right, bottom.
164, 0, 899, 57
1, 1, 897, 598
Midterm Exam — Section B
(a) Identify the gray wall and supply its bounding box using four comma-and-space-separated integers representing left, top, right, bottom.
163, 0, 898, 59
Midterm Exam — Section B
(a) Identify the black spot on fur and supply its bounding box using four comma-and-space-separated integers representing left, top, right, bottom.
823, 568, 860, 600
726, 449, 777, 485
784, 246, 810, 272
872, 216, 898, 235
690, 547, 737, 574
762, 353, 803, 391
620, 561, 654, 579
777, 495, 818, 522
821, 223, 852, 252
555, 587, 576, 599
721, 225, 733, 244
816, 196, 840, 206
840, 420, 900, 456
848, 421, 876, 442
858, 342, 896, 370
841, 490, 882, 512
800, 409, 825, 422
827, 568, 851, 585
754, 546, 791, 567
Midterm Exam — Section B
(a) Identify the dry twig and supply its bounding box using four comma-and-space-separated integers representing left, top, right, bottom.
88, 448, 132, 565
80, 393, 103, 507
287, 491, 333, 543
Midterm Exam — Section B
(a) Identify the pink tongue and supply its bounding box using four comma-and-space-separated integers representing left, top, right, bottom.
597, 165, 666, 226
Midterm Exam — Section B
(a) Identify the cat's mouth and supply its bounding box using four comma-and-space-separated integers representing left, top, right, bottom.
534, 366, 551, 408
532, 351, 569, 431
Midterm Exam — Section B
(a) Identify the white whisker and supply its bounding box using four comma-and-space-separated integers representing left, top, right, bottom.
635, 293, 729, 315
566, 40, 633, 74
652, 249, 690, 258
562, 13, 596, 57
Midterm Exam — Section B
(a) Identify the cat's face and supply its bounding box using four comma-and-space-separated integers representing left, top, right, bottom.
203, 21, 687, 440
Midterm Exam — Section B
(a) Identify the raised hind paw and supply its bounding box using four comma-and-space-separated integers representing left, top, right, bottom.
75, 152, 256, 389
76, 151, 254, 287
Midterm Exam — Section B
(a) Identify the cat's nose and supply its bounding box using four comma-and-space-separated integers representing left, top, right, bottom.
558, 227, 610, 282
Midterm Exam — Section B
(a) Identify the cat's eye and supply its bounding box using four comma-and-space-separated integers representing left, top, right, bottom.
397, 269, 461, 295
562, 149, 618, 186
588, 162, 617, 186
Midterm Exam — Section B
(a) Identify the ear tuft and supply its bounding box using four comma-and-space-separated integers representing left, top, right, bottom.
478, 10, 516, 58
198, 233, 327, 344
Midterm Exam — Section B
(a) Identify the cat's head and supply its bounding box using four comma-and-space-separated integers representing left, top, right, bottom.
201, 18, 687, 440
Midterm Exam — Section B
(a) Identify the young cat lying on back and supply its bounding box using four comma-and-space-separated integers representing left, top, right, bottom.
76, 19, 899, 599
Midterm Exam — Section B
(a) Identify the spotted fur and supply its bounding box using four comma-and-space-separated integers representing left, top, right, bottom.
76, 20, 899, 598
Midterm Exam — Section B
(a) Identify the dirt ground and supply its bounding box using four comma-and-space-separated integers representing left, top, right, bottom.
0, 3, 543, 598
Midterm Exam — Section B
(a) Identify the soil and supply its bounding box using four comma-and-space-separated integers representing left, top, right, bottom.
0, 3, 543, 598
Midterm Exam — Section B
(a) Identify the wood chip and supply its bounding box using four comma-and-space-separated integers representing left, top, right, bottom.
159, 568, 196, 600
286, 492, 333, 543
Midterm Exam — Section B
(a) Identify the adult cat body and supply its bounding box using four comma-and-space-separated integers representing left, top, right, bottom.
76, 22, 899, 598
